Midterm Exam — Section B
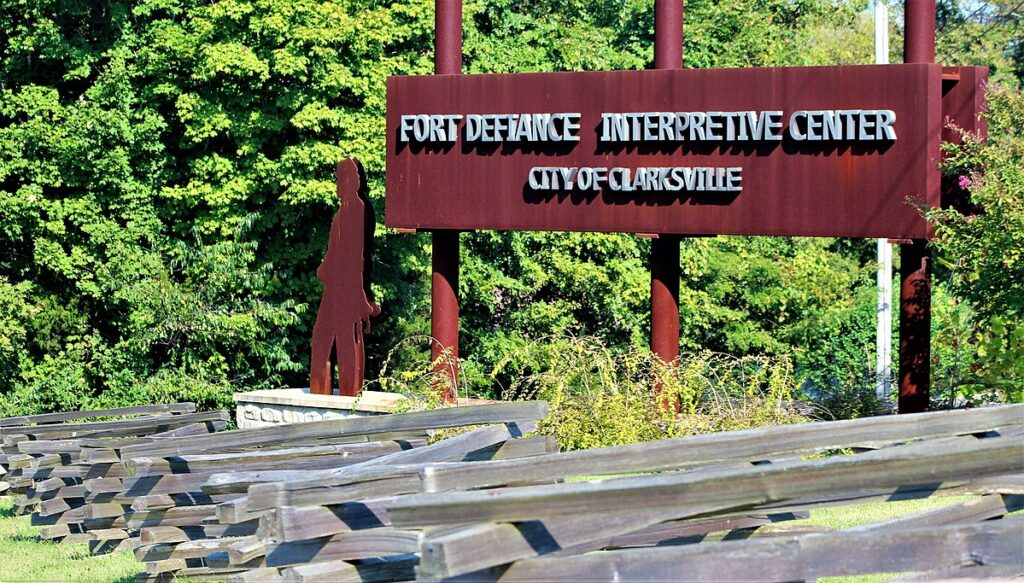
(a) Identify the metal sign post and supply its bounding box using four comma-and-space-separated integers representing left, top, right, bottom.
432, 0, 462, 402
899, 0, 936, 413
651, 0, 684, 398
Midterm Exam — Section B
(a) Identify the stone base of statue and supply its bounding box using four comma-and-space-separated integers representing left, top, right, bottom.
233, 388, 403, 429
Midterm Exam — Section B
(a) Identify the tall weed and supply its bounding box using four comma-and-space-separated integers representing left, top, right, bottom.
374, 335, 814, 451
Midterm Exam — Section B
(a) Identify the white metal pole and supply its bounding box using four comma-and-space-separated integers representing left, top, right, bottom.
875, 0, 892, 407
875, 0, 890, 65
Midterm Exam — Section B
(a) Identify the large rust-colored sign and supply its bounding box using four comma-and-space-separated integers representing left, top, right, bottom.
385, 63, 943, 239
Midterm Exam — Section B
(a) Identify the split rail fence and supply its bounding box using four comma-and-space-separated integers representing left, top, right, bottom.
1, 401, 1022, 581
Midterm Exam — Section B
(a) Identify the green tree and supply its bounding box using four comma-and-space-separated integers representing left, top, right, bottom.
0, 5, 304, 412
937, 0, 1024, 87
2, 0, 1010, 418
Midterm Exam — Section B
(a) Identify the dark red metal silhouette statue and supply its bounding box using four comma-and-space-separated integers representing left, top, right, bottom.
310, 158, 380, 396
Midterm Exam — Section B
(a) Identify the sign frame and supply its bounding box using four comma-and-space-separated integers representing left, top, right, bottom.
386, 63, 944, 240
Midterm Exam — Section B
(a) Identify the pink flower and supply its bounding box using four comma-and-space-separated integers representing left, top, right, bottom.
958, 175, 972, 190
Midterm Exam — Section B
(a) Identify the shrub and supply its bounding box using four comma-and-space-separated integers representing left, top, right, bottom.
377, 335, 814, 451
928, 84, 1024, 405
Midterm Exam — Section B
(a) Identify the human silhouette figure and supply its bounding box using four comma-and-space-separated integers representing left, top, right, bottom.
309, 158, 380, 396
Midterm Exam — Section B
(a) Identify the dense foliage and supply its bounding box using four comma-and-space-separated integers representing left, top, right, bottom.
928, 85, 1024, 404
937, 0, 1024, 87
0, 0, 1020, 417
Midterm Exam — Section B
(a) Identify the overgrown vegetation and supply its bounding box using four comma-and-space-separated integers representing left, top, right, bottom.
377, 335, 813, 450
533, 345, 815, 450
0, 1, 1021, 416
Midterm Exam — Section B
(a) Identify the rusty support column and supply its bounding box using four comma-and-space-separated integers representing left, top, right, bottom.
651, 235, 681, 365
432, 0, 461, 401
651, 0, 683, 401
899, 239, 930, 412
654, 0, 683, 70
904, 0, 936, 63
898, 0, 935, 413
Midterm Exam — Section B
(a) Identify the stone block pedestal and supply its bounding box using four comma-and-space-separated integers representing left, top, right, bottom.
232, 389, 404, 429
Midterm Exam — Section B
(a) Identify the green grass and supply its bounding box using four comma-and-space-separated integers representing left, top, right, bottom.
793, 495, 980, 583
795, 494, 979, 530
0, 496, 140, 583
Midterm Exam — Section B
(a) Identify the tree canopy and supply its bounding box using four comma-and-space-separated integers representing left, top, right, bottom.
1, 0, 1020, 416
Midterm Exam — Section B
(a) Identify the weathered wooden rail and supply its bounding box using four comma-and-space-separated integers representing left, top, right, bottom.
5, 402, 1023, 581
0, 403, 221, 509
0, 403, 199, 428
5, 401, 549, 570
